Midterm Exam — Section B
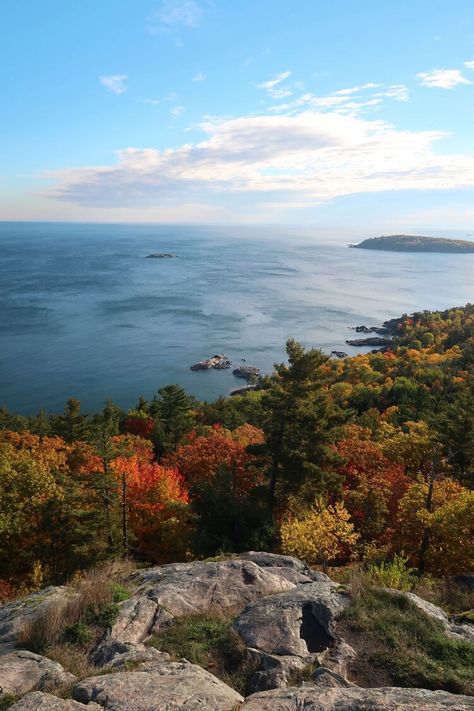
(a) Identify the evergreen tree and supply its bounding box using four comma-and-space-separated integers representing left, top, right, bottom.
150, 384, 197, 452
52, 398, 90, 442
29, 409, 52, 438
254, 339, 344, 508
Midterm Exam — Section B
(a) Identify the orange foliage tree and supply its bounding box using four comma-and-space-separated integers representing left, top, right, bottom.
162, 425, 265, 498
336, 426, 409, 551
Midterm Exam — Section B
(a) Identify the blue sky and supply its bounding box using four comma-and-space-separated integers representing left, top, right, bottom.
2, 0, 474, 228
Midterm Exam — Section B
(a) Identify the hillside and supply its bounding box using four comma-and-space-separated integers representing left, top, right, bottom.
351, 234, 474, 252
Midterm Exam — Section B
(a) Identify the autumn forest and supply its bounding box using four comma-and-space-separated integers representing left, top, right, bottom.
1, 304, 474, 598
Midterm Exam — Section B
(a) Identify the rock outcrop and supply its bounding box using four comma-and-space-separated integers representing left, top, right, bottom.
9, 693, 101, 711
73, 662, 243, 710
0, 588, 67, 648
1, 553, 473, 711
0, 651, 76, 697
240, 686, 474, 709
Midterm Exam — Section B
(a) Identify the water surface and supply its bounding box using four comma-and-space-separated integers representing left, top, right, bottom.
1, 222, 473, 414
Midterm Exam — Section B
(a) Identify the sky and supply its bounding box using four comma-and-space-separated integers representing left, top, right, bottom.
2, 0, 474, 229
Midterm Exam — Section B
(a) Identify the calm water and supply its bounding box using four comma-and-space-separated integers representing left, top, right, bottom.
1, 222, 474, 414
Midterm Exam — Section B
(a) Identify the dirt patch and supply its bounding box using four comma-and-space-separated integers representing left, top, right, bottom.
336, 618, 396, 688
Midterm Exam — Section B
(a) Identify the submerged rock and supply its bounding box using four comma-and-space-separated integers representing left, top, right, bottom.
145, 253, 176, 259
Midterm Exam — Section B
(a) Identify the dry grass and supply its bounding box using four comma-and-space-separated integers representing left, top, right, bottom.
18, 560, 134, 654
45, 643, 98, 678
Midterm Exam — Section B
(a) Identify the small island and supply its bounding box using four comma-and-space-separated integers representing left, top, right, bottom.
350, 234, 474, 253
145, 253, 177, 259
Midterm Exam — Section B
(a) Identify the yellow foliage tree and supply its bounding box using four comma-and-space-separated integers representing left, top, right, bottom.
395, 479, 474, 574
280, 499, 359, 569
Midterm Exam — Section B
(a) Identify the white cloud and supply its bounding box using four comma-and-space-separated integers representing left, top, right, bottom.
100, 74, 128, 94
417, 68, 472, 89
257, 71, 293, 98
45, 109, 474, 212
192, 72, 206, 81
144, 98, 160, 105
149, 0, 203, 33
465, 60, 474, 70
170, 105, 185, 116
379, 84, 409, 102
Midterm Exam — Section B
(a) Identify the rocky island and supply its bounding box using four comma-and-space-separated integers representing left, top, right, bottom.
190, 354, 232, 371
350, 235, 474, 253
145, 253, 177, 259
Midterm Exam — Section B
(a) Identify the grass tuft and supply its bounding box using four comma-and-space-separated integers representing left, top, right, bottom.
0, 697, 17, 711
148, 614, 258, 695
341, 586, 474, 695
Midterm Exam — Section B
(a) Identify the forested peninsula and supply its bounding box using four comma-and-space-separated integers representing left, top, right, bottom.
352, 234, 474, 252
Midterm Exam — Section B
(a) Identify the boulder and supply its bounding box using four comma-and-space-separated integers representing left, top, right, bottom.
127, 559, 294, 622
310, 666, 357, 688
234, 582, 349, 656
245, 648, 311, 693
240, 686, 474, 710
9, 692, 101, 711
453, 573, 474, 592
0, 588, 67, 647
73, 662, 243, 710
90, 640, 170, 669
0, 650, 76, 697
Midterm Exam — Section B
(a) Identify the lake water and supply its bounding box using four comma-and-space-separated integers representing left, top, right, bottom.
1, 222, 474, 414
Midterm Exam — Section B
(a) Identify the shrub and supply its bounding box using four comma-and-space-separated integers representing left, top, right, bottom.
62, 621, 93, 646
367, 554, 417, 591
92, 602, 120, 628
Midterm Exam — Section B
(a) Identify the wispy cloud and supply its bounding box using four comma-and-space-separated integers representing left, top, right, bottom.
149, 0, 203, 34
382, 84, 409, 101
144, 98, 160, 105
333, 82, 381, 96
100, 74, 128, 94
192, 72, 206, 81
417, 68, 472, 89
170, 105, 185, 116
465, 60, 474, 70
257, 71, 293, 98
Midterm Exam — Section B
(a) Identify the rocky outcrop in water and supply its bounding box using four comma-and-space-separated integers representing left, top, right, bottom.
190, 354, 232, 370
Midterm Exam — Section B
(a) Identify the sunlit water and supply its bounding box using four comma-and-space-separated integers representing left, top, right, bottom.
1, 222, 474, 414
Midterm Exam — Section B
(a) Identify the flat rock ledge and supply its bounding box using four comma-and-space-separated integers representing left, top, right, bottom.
9, 693, 101, 711
73, 662, 244, 711
0, 650, 76, 697
240, 686, 474, 710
